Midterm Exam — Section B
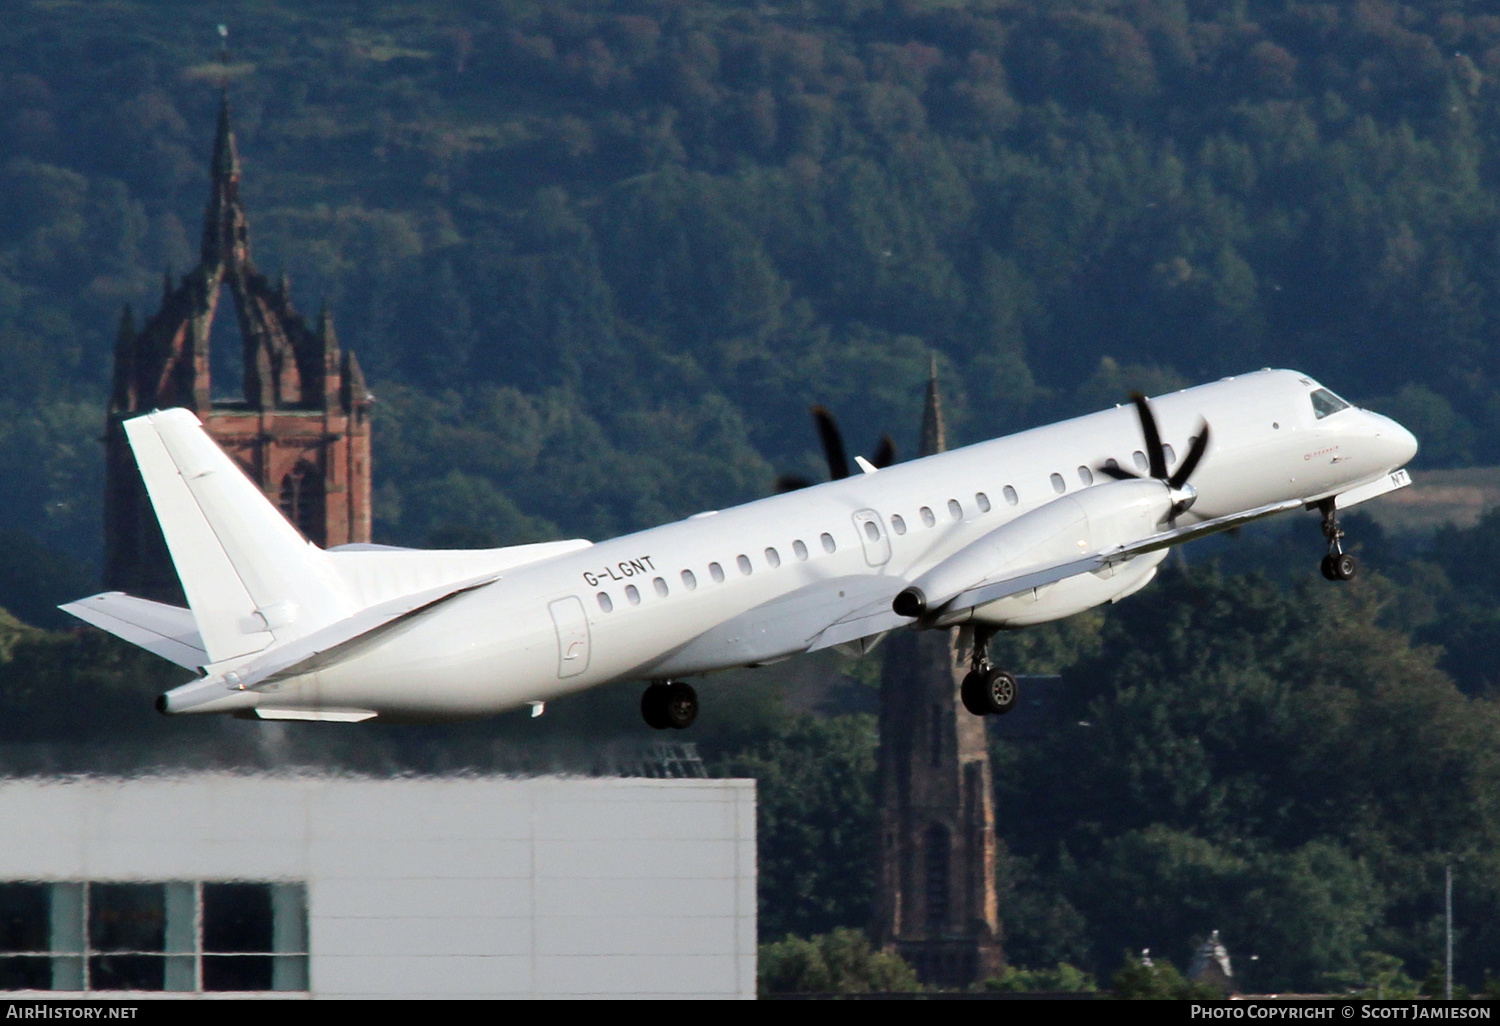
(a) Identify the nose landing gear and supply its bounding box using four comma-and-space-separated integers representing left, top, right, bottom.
960, 626, 1019, 717
642, 680, 698, 730
1319, 500, 1357, 581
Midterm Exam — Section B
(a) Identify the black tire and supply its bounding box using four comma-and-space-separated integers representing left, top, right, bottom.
960, 671, 989, 716
641, 682, 672, 730
966, 666, 1014, 714
663, 681, 699, 730
1333, 552, 1357, 581
1320, 554, 1338, 581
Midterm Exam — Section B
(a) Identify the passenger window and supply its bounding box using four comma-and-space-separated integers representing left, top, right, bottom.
920, 506, 936, 527
891, 514, 907, 535
765, 547, 781, 568
1132, 451, 1149, 472
1311, 388, 1351, 418
653, 577, 669, 598
1161, 444, 1175, 466
709, 562, 725, 583
625, 584, 641, 606
1104, 458, 1119, 473
793, 540, 809, 560
1077, 466, 1094, 486
737, 554, 753, 575
863, 520, 880, 542
1050, 473, 1066, 494
975, 493, 990, 513
947, 499, 962, 520
681, 569, 697, 590
597, 592, 613, 613
1003, 485, 1019, 506
821, 532, 836, 553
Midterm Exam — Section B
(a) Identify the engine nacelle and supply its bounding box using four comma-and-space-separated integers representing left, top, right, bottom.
895, 478, 1174, 625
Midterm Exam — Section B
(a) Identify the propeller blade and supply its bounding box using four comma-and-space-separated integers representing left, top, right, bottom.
871, 433, 897, 469
775, 475, 815, 493
811, 405, 851, 480
1097, 463, 1140, 481
1167, 421, 1211, 489
1130, 392, 1167, 480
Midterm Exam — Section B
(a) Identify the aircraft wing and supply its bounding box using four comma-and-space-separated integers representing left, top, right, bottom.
808, 497, 1309, 649
942, 498, 1306, 613
59, 592, 207, 670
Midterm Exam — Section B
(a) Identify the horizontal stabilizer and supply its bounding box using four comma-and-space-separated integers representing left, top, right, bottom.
60, 592, 207, 670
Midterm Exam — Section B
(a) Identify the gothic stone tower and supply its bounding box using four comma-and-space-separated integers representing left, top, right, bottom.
873, 370, 1005, 988
104, 96, 372, 601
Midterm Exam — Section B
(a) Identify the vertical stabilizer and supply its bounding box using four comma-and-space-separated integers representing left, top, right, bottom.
124, 409, 355, 664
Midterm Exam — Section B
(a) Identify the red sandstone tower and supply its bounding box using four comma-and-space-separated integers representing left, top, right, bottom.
104, 96, 372, 601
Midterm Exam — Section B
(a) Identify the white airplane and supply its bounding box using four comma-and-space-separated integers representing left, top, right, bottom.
62, 368, 1417, 728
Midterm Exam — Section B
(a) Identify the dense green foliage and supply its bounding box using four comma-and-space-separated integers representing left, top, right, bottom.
5, 0, 1500, 564
757, 927, 918, 995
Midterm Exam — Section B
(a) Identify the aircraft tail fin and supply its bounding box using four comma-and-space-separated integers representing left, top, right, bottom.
123, 409, 356, 665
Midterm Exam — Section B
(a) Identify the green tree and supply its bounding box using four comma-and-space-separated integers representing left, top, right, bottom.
758, 928, 917, 996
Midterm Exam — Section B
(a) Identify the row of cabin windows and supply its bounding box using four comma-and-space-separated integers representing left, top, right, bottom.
592, 445, 1197, 613
596, 532, 840, 612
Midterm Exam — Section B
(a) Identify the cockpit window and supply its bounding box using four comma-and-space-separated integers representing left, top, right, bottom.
1310, 388, 1351, 419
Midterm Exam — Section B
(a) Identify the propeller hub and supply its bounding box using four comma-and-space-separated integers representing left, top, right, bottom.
1168, 482, 1198, 519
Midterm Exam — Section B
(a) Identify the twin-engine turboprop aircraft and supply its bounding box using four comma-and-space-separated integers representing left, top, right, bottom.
63, 369, 1417, 727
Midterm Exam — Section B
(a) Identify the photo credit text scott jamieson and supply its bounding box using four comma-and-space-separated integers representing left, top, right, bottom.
1192, 1007, 1492, 1019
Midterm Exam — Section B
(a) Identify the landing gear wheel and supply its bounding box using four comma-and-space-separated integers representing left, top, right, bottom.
1318, 501, 1356, 583
961, 667, 1019, 716
960, 671, 988, 716
982, 668, 1020, 715
663, 681, 698, 729
642, 680, 698, 730
641, 682, 672, 730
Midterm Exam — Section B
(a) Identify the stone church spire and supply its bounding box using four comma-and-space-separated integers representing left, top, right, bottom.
104, 96, 372, 600
202, 92, 250, 270
919, 354, 946, 457
873, 364, 1004, 988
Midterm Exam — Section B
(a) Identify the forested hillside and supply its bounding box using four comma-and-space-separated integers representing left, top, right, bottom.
4, 0, 1500, 994
4, 0, 1500, 564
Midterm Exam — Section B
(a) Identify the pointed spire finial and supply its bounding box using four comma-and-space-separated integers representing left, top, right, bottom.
318, 304, 338, 349
919, 352, 946, 456
211, 89, 240, 184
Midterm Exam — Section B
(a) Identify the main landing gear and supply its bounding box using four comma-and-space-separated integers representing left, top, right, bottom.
642, 680, 698, 730
960, 626, 1019, 717
1319, 500, 1357, 582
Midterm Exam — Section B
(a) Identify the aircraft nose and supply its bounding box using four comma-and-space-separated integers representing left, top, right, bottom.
1373, 413, 1418, 468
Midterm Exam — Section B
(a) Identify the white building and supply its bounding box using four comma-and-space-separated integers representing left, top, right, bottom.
0, 774, 756, 999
